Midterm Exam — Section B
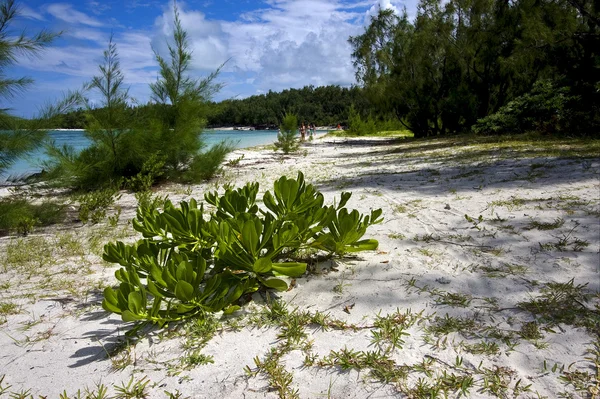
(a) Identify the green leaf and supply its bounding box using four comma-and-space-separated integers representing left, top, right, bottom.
253, 257, 272, 274
175, 280, 195, 302
122, 310, 142, 322
271, 262, 306, 277
102, 296, 122, 314
261, 278, 288, 291
128, 291, 144, 314
223, 305, 241, 315
147, 280, 164, 299
345, 239, 379, 252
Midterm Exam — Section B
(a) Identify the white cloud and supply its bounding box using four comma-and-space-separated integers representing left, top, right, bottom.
46, 3, 104, 27
12, 0, 421, 117
154, 0, 367, 97
366, 0, 399, 20
19, 5, 46, 21
151, 3, 229, 72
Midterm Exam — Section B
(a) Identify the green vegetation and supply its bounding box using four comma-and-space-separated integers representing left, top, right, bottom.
101, 172, 382, 326
350, 1, 599, 137
45, 5, 231, 191
274, 113, 299, 154
0, 197, 65, 235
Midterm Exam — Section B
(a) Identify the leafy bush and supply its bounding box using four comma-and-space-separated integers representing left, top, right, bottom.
347, 105, 378, 136
0, 197, 65, 235
125, 154, 166, 193
274, 113, 299, 154
181, 141, 235, 183
472, 80, 578, 135
76, 188, 120, 225
44, 7, 230, 191
102, 172, 382, 326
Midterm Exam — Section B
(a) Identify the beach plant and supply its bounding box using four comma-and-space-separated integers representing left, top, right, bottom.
274, 112, 300, 154
101, 172, 382, 326
45, 4, 229, 191
76, 188, 120, 225
0, 197, 65, 235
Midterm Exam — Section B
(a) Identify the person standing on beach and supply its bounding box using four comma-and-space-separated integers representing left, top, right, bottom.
300, 122, 306, 141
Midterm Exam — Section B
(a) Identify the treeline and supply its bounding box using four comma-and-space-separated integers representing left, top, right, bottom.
350, 0, 600, 138
206, 85, 372, 127
50, 85, 373, 129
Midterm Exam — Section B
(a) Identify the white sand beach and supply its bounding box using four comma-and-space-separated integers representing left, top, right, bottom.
0, 135, 598, 398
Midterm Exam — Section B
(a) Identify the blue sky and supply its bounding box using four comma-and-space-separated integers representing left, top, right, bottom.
8, 0, 415, 118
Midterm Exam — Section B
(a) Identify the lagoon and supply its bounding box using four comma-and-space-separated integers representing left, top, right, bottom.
2, 129, 281, 183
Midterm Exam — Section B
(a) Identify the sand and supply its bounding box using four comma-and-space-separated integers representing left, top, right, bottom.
0, 135, 598, 398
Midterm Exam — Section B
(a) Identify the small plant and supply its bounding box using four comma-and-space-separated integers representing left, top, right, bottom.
274, 113, 300, 154
113, 376, 150, 399
526, 217, 565, 231
101, 172, 382, 326
0, 198, 65, 235
226, 154, 244, 167
464, 214, 484, 230
77, 188, 120, 224
125, 153, 166, 192
518, 279, 599, 331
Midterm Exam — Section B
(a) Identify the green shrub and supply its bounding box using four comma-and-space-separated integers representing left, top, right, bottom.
44, 7, 229, 191
125, 153, 166, 193
347, 105, 377, 136
181, 141, 235, 183
274, 113, 300, 154
102, 172, 382, 326
0, 198, 65, 235
76, 188, 120, 225
472, 80, 578, 135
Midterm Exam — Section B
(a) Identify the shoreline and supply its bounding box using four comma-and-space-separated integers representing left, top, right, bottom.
0, 130, 330, 187
0, 136, 598, 398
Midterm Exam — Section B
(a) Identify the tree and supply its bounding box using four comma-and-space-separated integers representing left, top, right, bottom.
0, 0, 61, 175
148, 3, 225, 174
349, 0, 599, 137
274, 113, 299, 154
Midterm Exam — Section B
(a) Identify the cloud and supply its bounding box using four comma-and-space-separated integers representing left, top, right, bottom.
19, 5, 46, 21
151, 3, 229, 72
11, 0, 421, 117
221, 0, 364, 95
366, 0, 400, 20
46, 3, 104, 27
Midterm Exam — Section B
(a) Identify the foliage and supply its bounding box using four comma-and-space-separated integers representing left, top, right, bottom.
350, 0, 600, 137
102, 172, 382, 326
206, 85, 372, 128
472, 80, 579, 135
181, 141, 235, 183
0, 0, 80, 176
125, 154, 166, 193
274, 113, 299, 154
347, 105, 377, 136
76, 188, 120, 225
45, 5, 229, 191
148, 4, 224, 173
0, 197, 65, 235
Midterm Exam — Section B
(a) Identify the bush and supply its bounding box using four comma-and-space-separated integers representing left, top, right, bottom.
181, 141, 235, 183
472, 80, 578, 135
102, 172, 383, 326
125, 154, 166, 193
76, 188, 121, 225
44, 7, 229, 191
347, 105, 377, 136
0, 197, 65, 235
274, 113, 299, 154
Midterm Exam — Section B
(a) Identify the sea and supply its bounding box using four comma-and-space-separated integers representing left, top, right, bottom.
1, 129, 281, 184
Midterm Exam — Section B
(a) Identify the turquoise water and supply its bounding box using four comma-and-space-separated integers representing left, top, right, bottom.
2, 129, 280, 182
